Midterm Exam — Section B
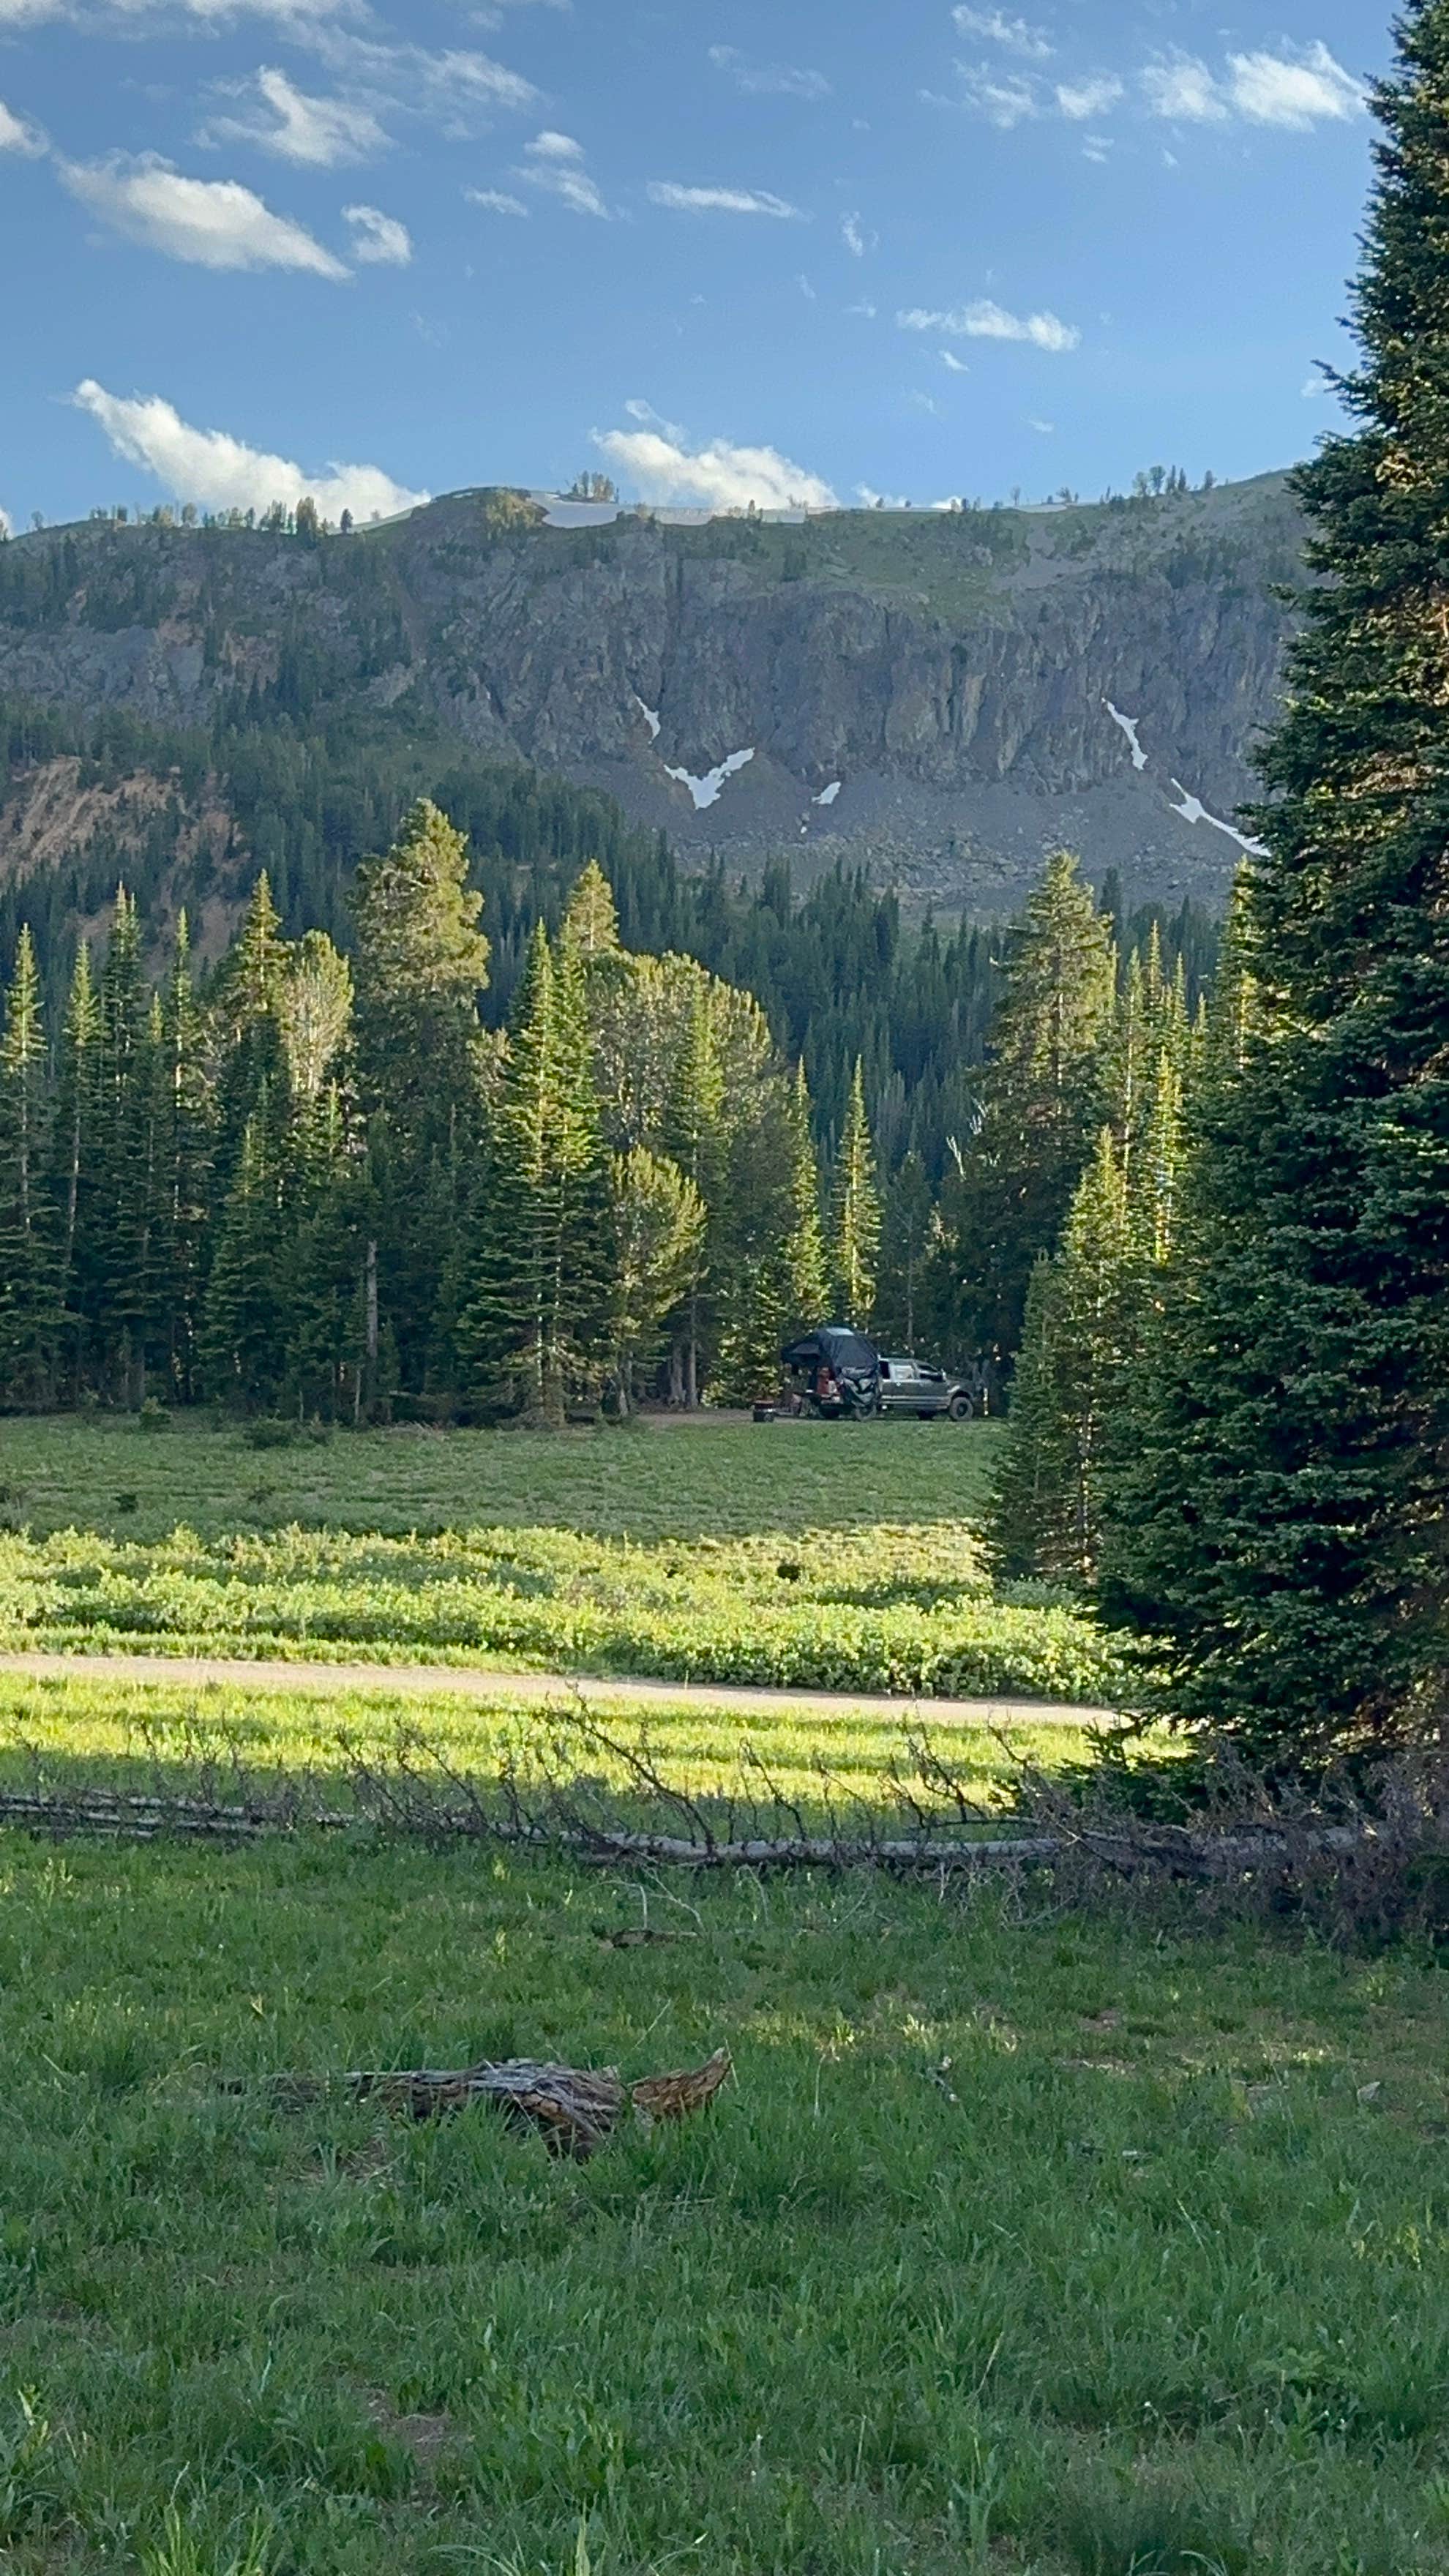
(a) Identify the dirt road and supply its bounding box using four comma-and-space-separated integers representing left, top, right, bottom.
0, 1651, 1116, 1731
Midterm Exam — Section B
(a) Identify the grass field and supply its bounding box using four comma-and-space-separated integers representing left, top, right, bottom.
0, 1417, 1116, 1704
4, 1417, 1446, 2575
1, 1829, 1446, 2576
0, 1670, 1101, 1819
0, 1413, 1003, 1546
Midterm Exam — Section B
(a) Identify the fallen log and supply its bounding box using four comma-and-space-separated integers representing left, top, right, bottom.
0, 1784, 1364, 1878
0, 1787, 351, 1841
243, 2045, 732, 2160
0, 1783, 1054, 1865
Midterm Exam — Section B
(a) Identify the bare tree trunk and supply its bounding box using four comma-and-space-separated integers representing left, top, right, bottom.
364, 1240, 378, 1420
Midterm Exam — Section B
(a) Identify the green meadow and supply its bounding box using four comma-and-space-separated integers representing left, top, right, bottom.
0, 1415, 1114, 1702
0, 1829, 1445, 2576
0, 1417, 1445, 2575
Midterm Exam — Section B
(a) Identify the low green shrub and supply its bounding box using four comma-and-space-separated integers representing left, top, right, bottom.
0, 1519, 1123, 1703
244, 1420, 299, 1452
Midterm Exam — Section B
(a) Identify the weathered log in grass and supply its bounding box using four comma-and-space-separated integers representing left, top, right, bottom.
236, 2047, 733, 2160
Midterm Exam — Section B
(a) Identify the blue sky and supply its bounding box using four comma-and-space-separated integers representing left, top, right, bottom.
0, 0, 1388, 531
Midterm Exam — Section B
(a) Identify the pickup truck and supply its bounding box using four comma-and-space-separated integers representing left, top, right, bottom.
877, 1357, 975, 1420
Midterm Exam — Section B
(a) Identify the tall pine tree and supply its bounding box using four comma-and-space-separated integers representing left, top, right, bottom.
154, 916, 212, 1402
829, 1057, 880, 1328
662, 978, 727, 1404
1101, 7, 1449, 1764
0, 929, 57, 1406
200, 1098, 289, 1411
989, 1127, 1138, 1586
51, 941, 100, 1399
933, 850, 1116, 1355
784, 1059, 828, 1328
351, 802, 491, 1390
91, 890, 156, 1402
457, 921, 613, 1421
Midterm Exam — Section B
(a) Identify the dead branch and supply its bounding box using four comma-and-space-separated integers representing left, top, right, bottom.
5, 1705, 1446, 1948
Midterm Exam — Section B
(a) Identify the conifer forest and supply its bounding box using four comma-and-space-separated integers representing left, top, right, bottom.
0, 776, 1213, 1429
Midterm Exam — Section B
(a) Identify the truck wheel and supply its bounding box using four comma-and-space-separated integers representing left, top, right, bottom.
948, 1392, 973, 1421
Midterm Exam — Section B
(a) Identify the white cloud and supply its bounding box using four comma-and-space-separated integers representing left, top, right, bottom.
1300, 370, 1328, 397
1056, 73, 1122, 119
519, 128, 609, 216
907, 389, 942, 416
1227, 42, 1363, 127
1140, 41, 1363, 130
648, 180, 803, 217
304, 31, 539, 134
951, 7, 1052, 58
898, 298, 1079, 352
940, 348, 969, 372
846, 299, 877, 318
952, 66, 1038, 125
855, 484, 909, 508
0, 96, 46, 152
706, 44, 831, 98
60, 154, 348, 272
0, 505, 11, 538
472, 0, 566, 22
199, 67, 386, 167
1027, 415, 1055, 433
422, 48, 538, 121
466, 185, 528, 214
343, 202, 410, 263
841, 210, 873, 257
594, 427, 836, 512
0, 0, 351, 22
1140, 55, 1227, 121
73, 378, 427, 519
624, 397, 684, 438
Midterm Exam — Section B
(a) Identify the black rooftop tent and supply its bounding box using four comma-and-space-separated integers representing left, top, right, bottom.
780, 1326, 880, 1378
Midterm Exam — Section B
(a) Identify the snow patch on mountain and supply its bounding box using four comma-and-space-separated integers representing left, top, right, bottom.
1104, 700, 1147, 771
813, 779, 842, 806
1168, 779, 1268, 858
664, 746, 755, 809
633, 694, 661, 739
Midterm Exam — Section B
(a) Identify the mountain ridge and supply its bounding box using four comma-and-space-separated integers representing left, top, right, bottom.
0, 467, 1306, 918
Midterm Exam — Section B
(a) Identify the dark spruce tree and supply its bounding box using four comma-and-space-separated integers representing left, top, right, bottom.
457, 920, 613, 1423
0, 928, 58, 1406
199, 1092, 297, 1412
350, 800, 492, 1391
1098, 9, 1449, 1767
929, 850, 1116, 1358
51, 940, 101, 1401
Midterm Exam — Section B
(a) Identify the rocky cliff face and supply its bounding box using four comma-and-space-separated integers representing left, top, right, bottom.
0, 470, 1304, 914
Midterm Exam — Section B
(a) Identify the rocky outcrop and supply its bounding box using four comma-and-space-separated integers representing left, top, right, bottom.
0, 470, 1305, 913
